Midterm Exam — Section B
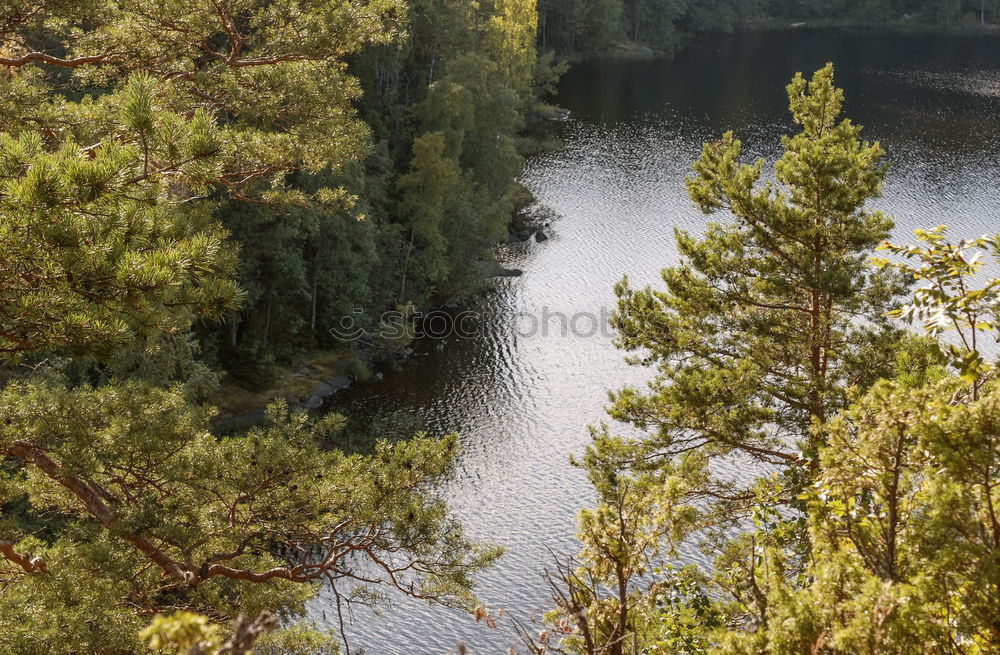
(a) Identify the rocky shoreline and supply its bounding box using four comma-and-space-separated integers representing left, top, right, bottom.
509, 203, 554, 242
213, 372, 358, 432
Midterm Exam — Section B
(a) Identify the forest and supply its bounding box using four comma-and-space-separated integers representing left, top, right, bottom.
540, 0, 1000, 54
0, 1, 999, 654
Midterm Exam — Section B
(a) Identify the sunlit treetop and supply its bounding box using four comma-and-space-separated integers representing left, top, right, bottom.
0, 0, 406, 201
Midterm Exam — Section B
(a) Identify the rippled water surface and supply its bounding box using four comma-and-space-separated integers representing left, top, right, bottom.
314, 29, 1000, 654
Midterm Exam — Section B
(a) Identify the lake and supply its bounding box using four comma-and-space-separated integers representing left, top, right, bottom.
312, 28, 1000, 654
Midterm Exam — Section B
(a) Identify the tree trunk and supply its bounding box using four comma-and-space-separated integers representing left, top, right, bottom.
310, 262, 319, 345
613, 560, 627, 655
263, 295, 272, 347
885, 438, 902, 581
398, 227, 415, 304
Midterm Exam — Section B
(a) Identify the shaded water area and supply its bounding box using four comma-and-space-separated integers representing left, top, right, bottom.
311, 29, 1000, 654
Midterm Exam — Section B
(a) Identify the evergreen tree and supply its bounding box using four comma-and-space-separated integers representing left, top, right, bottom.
0, 73, 239, 359
536, 64, 908, 653
0, 0, 405, 203
611, 62, 901, 484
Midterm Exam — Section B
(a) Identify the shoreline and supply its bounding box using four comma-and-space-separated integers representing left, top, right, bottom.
551, 21, 1000, 64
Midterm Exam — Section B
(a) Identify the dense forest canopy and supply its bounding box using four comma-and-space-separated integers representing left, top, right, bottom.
539, 0, 1000, 55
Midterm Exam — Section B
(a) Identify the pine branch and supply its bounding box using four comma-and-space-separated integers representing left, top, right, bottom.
0, 52, 112, 68
0, 539, 46, 574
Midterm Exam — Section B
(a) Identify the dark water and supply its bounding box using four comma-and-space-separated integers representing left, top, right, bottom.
311, 29, 1000, 654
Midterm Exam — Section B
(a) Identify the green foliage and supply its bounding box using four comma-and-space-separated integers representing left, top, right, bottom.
875, 225, 1000, 391
142, 612, 226, 654
0, 0, 550, 373
141, 610, 329, 655
0, 0, 406, 201
0, 75, 239, 360
715, 376, 1000, 653
611, 62, 901, 487
96, 2, 398, 194
645, 566, 722, 655
486, 0, 540, 96
213, 165, 380, 367
385, 50, 527, 306
255, 622, 340, 655
536, 62, 1000, 655
196, 0, 548, 364
628, 0, 686, 47
397, 131, 464, 299
340, 357, 372, 383
0, 3, 529, 652
0, 384, 499, 654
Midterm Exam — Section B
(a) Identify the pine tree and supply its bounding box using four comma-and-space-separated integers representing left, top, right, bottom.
536, 64, 909, 653
0, 0, 406, 203
0, 73, 239, 359
612, 63, 902, 472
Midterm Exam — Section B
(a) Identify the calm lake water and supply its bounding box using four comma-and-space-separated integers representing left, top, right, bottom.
313, 29, 1000, 654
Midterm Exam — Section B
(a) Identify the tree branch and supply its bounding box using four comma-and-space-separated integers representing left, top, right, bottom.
0, 52, 111, 68
0, 539, 46, 573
